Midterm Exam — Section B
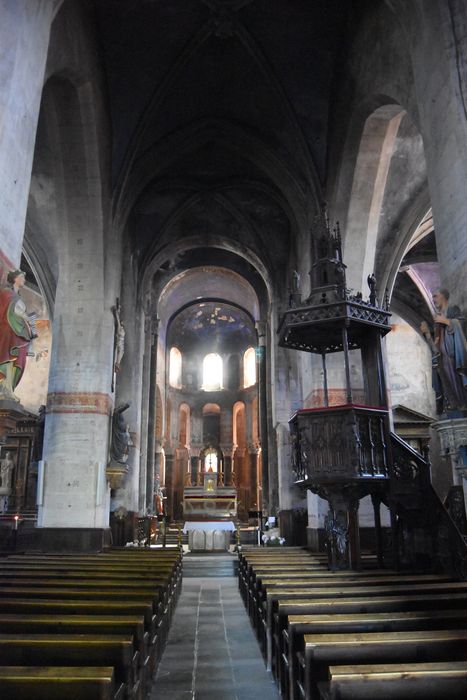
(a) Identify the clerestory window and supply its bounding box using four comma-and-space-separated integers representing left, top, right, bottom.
243, 346, 256, 388
202, 353, 223, 391
169, 347, 182, 388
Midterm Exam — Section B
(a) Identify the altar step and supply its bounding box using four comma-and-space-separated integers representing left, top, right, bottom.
183, 553, 238, 577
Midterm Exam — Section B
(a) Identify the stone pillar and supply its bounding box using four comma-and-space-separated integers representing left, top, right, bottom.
220, 443, 236, 487
109, 265, 145, 541
248, 444, 261, 512
155, 439, 164, 485
257, 321, 273, 510
398, 1, 467, 307
138, 310, 152, 513
189, 443, 203, 487
37, 288, 114, 549
146, 316, 159, 512
164, 449, 175, 521
432, 417, 467, 509
0, 1, 55, 276
219, 404, 233, 487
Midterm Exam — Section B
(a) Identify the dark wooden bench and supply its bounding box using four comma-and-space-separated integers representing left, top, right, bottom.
282, 607, 467, 700
318, 661, 467, 700
299, 629, 467, 700
257, 578, 466, 665
0, 666, 124, 700
0, 634, 139, 699
0, 549, 184, 696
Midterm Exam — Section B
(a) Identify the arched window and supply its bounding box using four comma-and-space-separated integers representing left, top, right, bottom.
243, 347, 256, 388
169, 347, 182, 388
204, 448, 218, 473
202, 353, 223, 391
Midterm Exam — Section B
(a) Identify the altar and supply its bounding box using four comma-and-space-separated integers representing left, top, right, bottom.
182, 471, 237, 551
183, 520, 236, 551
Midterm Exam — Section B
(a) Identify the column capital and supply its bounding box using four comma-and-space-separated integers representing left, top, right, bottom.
220, 443, 237, 458
189, 442, 204, 458
431, 417, 467, 457
248, 442, 261, 455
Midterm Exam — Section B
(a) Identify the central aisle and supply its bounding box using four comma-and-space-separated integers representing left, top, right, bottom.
152, 554, 281, 700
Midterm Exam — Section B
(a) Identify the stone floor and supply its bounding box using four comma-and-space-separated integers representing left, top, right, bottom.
152, 555, 280, 700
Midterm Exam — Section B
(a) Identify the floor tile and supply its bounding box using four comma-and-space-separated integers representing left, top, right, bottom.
151, 559, 280, 699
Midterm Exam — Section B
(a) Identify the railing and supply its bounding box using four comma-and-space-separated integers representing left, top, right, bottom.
390, 432, 431, 492
389, 433, 467, 579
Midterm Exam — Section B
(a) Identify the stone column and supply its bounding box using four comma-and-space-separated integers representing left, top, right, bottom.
109, 265, 145, 541
37, 281, 115, 549
0, 2, 55, 276
398, 1, 467, 308
432, 417, 467, 509
248, 443, 261, 512
219, 404, 233, 487
138, 309, 152, 513
220, 443, 236, 487
164, 449, 175, 520
154, 439, 164, 485
146, 316, 159, 512
189, 443, 203, 487
190, 409, 203, 485
257, 321, 273, 510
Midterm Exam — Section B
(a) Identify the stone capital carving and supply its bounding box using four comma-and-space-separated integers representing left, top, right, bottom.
432, 417, 467, 458
248, 442, 261, 455
189, 442, 204, 458
220, 443, 236, 458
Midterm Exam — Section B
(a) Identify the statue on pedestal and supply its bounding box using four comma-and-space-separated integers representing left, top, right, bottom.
0, 270, 37, 401
0, 451, 15, 489
420, 288, 467, 414
110, 403, 132, 464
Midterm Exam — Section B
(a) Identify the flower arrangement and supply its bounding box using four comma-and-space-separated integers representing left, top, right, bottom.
261, 527, 285, 546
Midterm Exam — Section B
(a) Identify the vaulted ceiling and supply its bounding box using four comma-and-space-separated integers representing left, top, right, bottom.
95, 0, 344, 284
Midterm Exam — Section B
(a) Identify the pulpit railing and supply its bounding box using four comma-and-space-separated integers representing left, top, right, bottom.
290, 405, 390, 483
390, 432, 431, 491
389, 433, 467, 578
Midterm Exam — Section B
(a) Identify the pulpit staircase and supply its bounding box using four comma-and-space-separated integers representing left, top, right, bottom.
389, 433, 467, 578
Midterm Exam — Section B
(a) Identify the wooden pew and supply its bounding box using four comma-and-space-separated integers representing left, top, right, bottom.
257, 578, 466, 664
252, 572, 454, 630
282, 607, 467, 700
0, 634, 139, 699
0, 550, 183, 693
299, 629, 467, 700
0, 562, 179, 625
318, 661, 467, 700
0, 666, 124, 700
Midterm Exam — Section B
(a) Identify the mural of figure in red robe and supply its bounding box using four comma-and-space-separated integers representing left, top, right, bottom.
0, 269, 37, 401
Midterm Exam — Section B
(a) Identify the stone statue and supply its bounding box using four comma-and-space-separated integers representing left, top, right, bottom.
154, 482, 165, 515
0, 451, 15, 489
292, 270, 300, 293
112, 300, 125, 373
367, 273, 377, 306
110, 402, 132, 464
420, 288, 467, 413
0, 269, 37, 400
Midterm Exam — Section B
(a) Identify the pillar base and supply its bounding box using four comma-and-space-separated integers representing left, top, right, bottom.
27, 527, 112, 553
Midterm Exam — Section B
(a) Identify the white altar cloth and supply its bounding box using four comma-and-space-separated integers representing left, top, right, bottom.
183, 521, 235, 551
183, 521, 235, 533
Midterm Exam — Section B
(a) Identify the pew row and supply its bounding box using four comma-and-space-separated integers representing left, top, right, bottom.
0, 548, 183, 699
